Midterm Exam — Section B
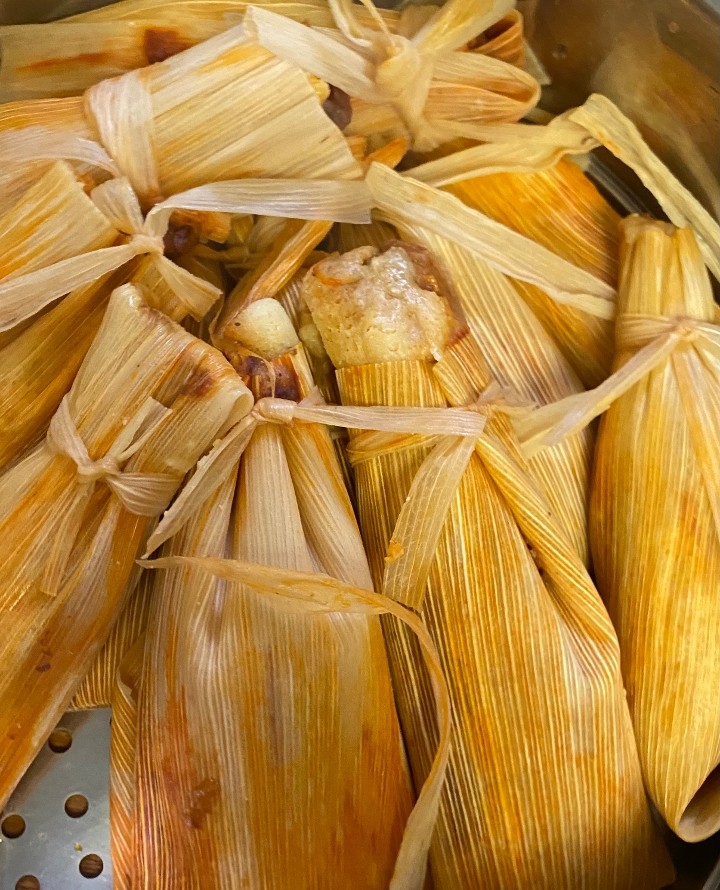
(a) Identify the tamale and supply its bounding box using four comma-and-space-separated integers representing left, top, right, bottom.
590, 217, 720, 841
130, 304, 414, 889
82, 23, 362, 204
444, 158, 621, 387
0, 283, 251, 808
301, 244, 673, 888
327, 227, 592, 562
246, 1, 540, 155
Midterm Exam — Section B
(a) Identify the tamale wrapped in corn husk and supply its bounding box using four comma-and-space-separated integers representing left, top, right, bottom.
589, 217, 720, 841
332, 214, 593, 562
443, 159, 620, 387
0, 283, 252, 808
301, 244, 673, 888
128, 303, 416, 889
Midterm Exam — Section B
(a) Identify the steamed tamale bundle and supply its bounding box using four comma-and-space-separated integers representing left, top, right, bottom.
0, 283, 251, 808
300, 243, 672, 888
588, 217, 720, 841
123, 303, 417, 889
336, 204, 593, 563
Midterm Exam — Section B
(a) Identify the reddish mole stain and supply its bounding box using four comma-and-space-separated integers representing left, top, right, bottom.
163, 222, 199, 261
20, 52, 110, 73
143, 28, 194, 65
182, 367, 215, 398
35, 662, 51, 673
322, 85, 353, 130
183, 777, 221, 829
447, 325, 471, 350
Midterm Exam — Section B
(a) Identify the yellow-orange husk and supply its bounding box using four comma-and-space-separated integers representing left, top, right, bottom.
82, 25, 363, 205
332, 226, 593, 564
0, 264, 133, 472
445, 158, 621, 388
591, 216, 720, 841
71, 569, 151, 710
0, 0, 405, 99
0, 283, 251, 809
109, 628, 147, 890
0, 96, 107, 214
131, 345, 414, 888
468, 9, 525, 67
335, 330, 672, 889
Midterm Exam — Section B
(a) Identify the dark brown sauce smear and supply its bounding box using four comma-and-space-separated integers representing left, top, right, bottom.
163, 222, 199, 261
322, 85, 353, 131
144, 28, 194, 65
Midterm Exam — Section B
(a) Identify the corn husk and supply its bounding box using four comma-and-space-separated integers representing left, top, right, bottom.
327, 331, 671, 888
341, 209, 592, 561
0, 1, 406, 100
0, 283, 251, 809
588, 217, 720, 841
0, 264, 133, 473
0, 159, 117, 296
127, 325, 420, 888
443, 159, 621, 387
0, 96, 117, 214
70, 571, 151, 710
109, 630, 146, 890
243, 0, 538, 154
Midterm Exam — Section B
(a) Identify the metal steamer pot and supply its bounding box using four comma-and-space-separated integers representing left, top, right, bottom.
0, 0, 718, 888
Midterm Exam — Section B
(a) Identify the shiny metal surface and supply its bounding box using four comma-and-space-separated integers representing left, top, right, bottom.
0, 710, 112, 890
520, 0, 720, 215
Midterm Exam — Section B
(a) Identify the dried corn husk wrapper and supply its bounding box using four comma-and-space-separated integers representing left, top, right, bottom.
0, 267, 130, 471
243, 0, 539, 154
353, 188, 593, 562
547, 216, 720, 842
300, 245, 672, 888
70, 571, 151, 710
0, 0, 403, 100
121, 306, 455, 889
109, 629, 146, 890
0, 283, 252, 809
0, 96, 119, 215
441, 159, 620, 387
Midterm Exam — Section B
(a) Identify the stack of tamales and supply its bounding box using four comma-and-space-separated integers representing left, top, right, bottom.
3, 0, 720, 887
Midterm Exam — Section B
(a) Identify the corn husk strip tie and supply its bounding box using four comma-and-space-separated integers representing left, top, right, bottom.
0, 126, 119, 174
144, 387, 491, 556
244, 0, 529, 152
518, 314, 720, 538
42, 394, 178, 596
0, 174, 371, 332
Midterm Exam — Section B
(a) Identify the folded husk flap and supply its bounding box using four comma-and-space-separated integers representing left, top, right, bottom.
0, 283, 251, 809
70, 569, 151, 710
301, 245, 672, 888
128, 326, 419, 888
591, 217, 720, 842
